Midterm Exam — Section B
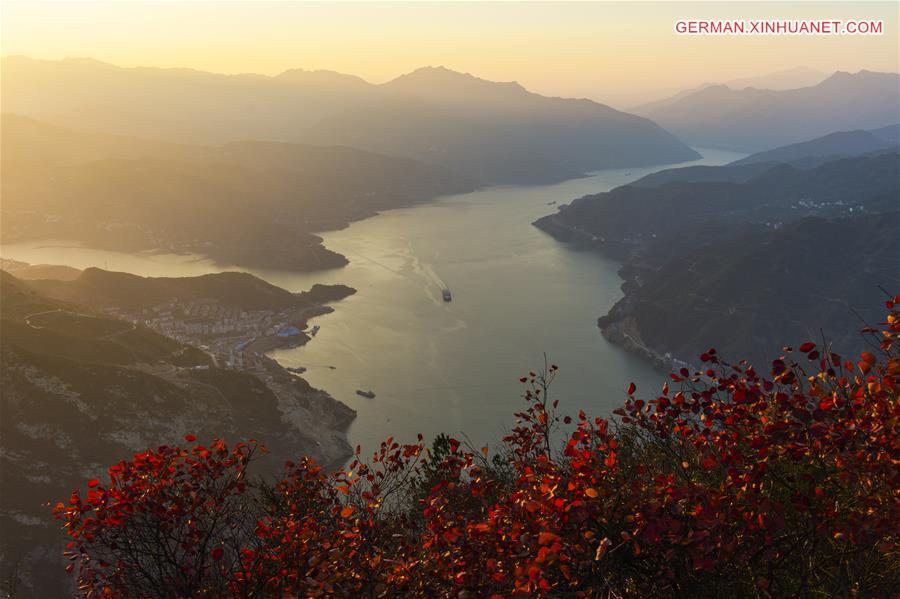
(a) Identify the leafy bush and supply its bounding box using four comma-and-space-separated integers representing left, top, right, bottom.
56, 299, 900, 597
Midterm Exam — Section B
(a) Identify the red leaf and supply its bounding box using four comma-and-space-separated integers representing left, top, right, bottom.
211, 547, 224, 561
538, 531, 560, 546
87, 479, 100, 488
184, 434, 197, 443
627, 382, 636, 395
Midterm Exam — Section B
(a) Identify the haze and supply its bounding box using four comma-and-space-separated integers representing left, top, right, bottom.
2, 1, 897, 107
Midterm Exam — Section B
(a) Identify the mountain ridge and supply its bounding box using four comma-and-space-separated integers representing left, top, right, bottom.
2, 55, 700, 184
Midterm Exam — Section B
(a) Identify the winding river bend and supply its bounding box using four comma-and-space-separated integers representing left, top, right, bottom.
2, 147, 744, 455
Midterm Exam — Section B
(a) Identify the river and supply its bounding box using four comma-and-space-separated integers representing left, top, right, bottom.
2, 147, 744, 456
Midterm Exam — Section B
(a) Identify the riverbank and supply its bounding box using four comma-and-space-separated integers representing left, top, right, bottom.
533, 205, 698, 372
597, 296, 695, 374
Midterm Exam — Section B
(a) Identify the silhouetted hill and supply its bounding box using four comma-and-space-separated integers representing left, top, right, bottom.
732, 125, 900, 166
635, 70, 900, 151
628, 162, 779, 188
2, 57, 699, 185
1, 114, 476, 270
630, 126, 900, 188
722, 66, 827, 91
274, 68, 373, 92
27, 268, 306, 312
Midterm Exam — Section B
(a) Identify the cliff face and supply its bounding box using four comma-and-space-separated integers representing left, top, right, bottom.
0, 270, 356, 597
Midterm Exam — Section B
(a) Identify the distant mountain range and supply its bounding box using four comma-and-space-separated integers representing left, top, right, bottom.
535, 145, 900, 368
1, 114, 476, 271
721, 66, 828, 91
304, 66, 700, 183
631, 66, 828, 113
0, 268, 356, 596
633, 70, 900, 151
1, 56, 700, 184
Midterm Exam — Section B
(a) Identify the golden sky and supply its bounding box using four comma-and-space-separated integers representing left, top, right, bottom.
2, 1, 898, 106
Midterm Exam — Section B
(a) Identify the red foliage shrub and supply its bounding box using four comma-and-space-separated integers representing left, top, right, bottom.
56, 300, 900, 597
55, 439, 264, 596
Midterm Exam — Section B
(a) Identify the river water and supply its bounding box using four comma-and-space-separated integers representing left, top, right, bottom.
2, 147, 743, 455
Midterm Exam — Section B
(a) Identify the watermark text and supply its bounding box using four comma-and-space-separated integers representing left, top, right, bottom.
675, 19, 883, 36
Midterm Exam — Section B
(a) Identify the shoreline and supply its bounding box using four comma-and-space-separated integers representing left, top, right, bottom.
597, 312, 694, 375
533, 217, 693, 375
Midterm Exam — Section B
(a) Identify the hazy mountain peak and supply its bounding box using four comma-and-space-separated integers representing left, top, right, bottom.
385, 66, 527, 95
635, 69, 900, 151
276, 68, 372, 88
820, 69, 896, 85
395, 65, 475, 80
61, 56, 116, 67
724, 66, 827, 91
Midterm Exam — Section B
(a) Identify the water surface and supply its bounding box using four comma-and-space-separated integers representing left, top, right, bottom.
264, 147, 744, 454
2, 147, 744, 455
